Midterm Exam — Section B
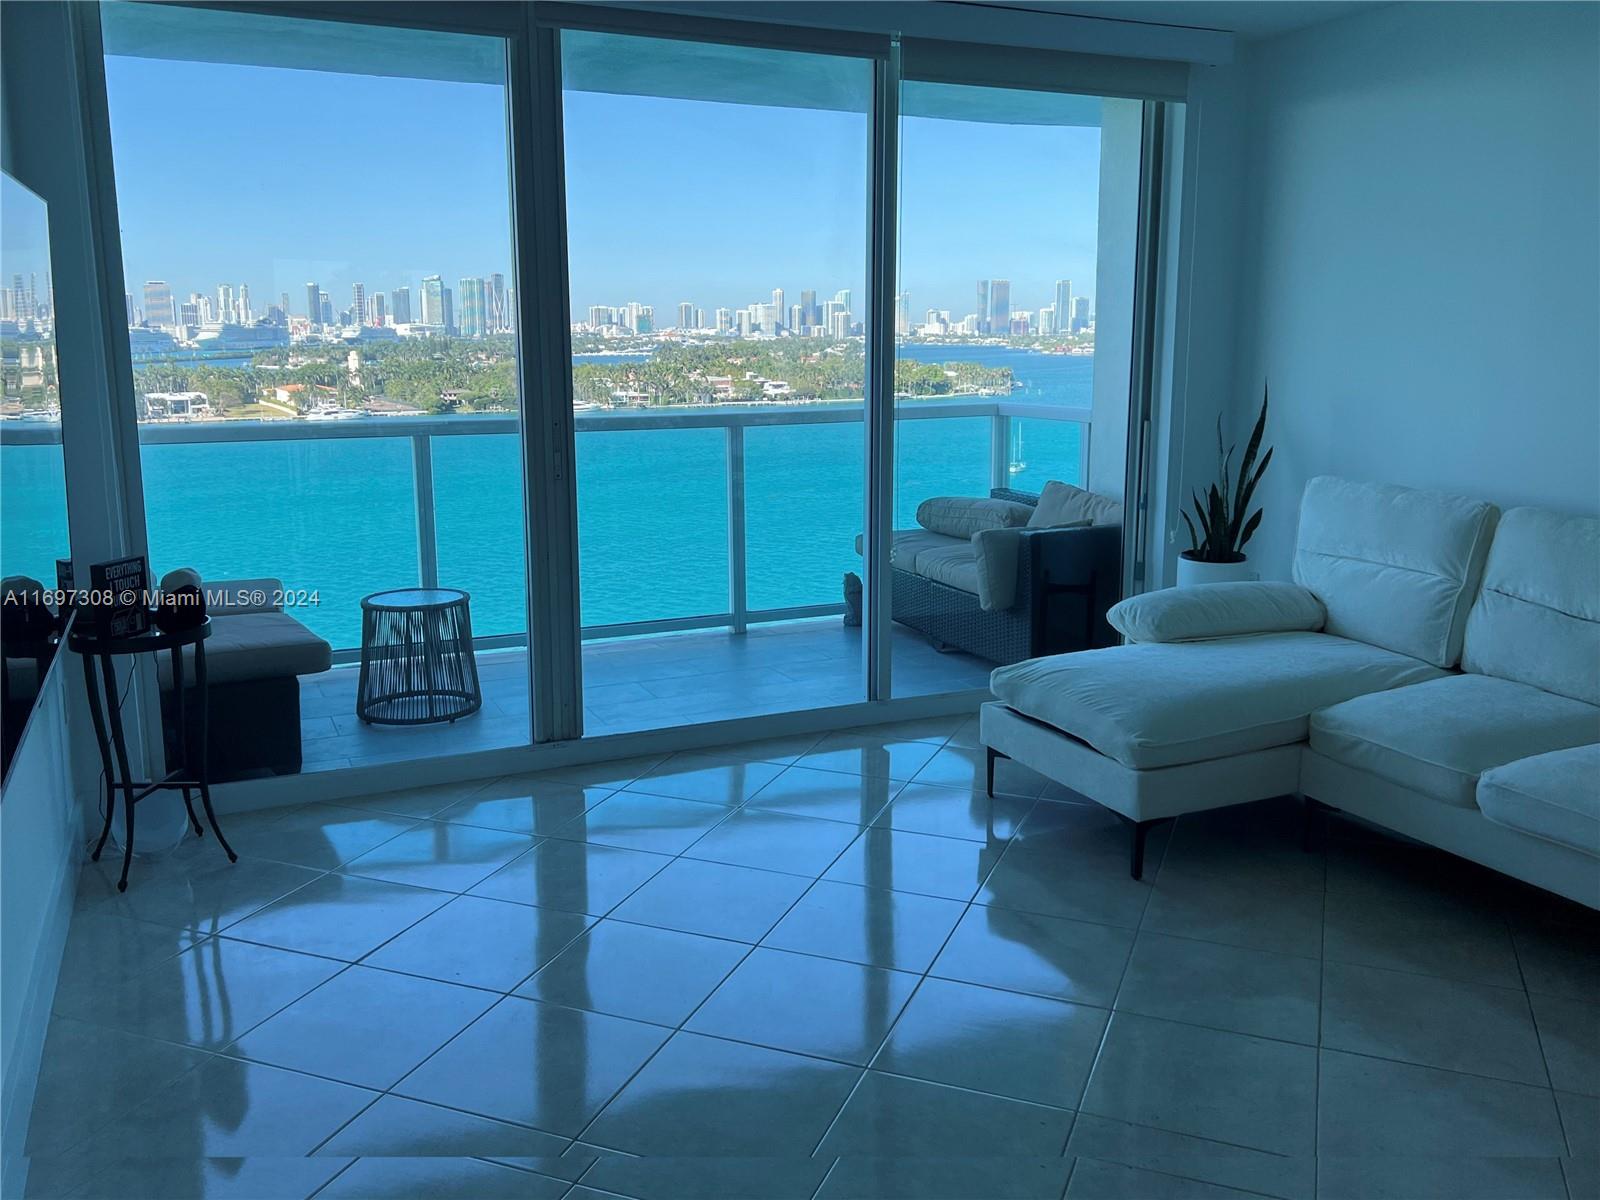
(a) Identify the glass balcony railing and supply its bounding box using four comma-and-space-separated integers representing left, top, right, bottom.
0, 399, 1090, 657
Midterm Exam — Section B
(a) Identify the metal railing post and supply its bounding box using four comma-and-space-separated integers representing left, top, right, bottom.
1078, 420, 1092, 490
411, 432, 439, 590
726, 423, 748, 635
990, 412, 1010, 491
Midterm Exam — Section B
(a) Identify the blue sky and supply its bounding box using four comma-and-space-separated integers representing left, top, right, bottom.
104, 55, 1101, 324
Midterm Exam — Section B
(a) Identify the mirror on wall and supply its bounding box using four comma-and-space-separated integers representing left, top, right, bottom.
1, 170, 70, 780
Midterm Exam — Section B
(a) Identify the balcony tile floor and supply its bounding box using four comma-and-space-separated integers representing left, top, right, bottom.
26, 719, 1599, 1199
297, 621, 993, 772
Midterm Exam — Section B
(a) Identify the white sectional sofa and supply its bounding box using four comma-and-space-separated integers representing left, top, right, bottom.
980, 476, 1599, 905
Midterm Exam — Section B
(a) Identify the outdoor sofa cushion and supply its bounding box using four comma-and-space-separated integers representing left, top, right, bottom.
1292, 476, 1497, 669
1462, 507, 1600, 705
1309, 674, 1600, 808
1477, 744, 1600, 857
1028, 480, 1122, 529
913, 542, 982, 598
157, 610, 333, 687
916, 495, 1033, 539
989, 631, 1444, 770
1108, 582, 1325, 644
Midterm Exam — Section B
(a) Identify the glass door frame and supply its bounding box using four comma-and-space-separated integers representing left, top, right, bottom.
68, 0, 1180, 799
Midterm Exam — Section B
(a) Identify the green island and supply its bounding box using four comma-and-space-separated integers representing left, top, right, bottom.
117, 333, 1094, 418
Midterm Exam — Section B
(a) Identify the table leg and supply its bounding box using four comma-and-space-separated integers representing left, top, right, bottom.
171, 645, 203, 838
192, 640, 236, 863
98, 653, 138, 892
81, 653, 116, 862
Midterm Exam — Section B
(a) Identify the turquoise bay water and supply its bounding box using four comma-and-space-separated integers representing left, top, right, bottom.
2, 347, 1091, 648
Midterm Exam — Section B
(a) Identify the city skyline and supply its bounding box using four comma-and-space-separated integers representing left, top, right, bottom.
104, 49, 1103, 327
126, 265, 1093, 341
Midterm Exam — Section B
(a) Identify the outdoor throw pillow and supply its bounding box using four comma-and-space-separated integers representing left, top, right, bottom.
1027, 480, 1123, 528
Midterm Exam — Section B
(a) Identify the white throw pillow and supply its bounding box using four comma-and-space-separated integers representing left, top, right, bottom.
1027, 481, 1123, 528
915, 496, 1033, 540
1109, 582, 1327, 643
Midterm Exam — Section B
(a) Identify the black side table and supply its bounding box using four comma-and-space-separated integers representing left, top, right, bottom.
69, 618, 236, 891
356, 588, 482, 725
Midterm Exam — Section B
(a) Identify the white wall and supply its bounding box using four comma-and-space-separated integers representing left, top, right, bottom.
0, 655, 88, 1198
1230, 1, 1600, 577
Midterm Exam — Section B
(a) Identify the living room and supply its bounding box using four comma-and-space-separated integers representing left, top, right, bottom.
1, 2, 1595, 1198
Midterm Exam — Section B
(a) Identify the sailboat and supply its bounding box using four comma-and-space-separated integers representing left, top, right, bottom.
1008, 426, 1026, 474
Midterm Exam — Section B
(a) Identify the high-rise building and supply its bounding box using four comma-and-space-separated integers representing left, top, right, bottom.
178, 301, 199, 329
373, 293, 386, 325
1054, 280, 1073, 330
351, 283, 367, 328
771, 288, 785, 329
976, 280, 991, 334
587, 305, 613, 328
238, 283, 252, 324
736, 310, 753, 337
489, 273, 507, 332
833, 288, 852, 315
789, 303, 803, 332
305, 282, 321, 327
392, 286, 412, 325
1038, 304, 1056, 335
800, 289, 818, 327
895, 292, 911, 336
989, 279, 1011, 334
421, 275, 444, 327
715, 307, 732, 333
695, 307, 704, 329
319, 292, 333, 326
459, 277, 486, 337
441, 286, 455, 335
1071, 295, 1090, 331
677, 301, 694, 329
217, 284, 235, 325
142, 280, 175, 329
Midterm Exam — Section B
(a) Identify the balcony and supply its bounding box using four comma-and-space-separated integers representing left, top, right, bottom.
2, 398, 1089, 769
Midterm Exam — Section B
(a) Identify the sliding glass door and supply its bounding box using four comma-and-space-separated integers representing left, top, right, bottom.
559, 28, 876, 734
87, 4, 1171, 770
99, 4, 531, 771
891, 79, 1143, 702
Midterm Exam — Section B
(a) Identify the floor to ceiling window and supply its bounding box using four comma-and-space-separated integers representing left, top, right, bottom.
890, 79, 1142, 704
559, 29, 878, 734
100, 5, 530, 772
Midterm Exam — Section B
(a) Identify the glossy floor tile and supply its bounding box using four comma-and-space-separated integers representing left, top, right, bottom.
685, 947, 919, 1066
517, 919, 746, 1026
29, 743, 1598, 1193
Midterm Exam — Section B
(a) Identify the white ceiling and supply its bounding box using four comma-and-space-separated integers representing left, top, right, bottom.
963, 0, 1382, 39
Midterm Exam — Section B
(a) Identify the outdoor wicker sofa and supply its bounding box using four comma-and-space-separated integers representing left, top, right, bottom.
871, 485, 1123, 665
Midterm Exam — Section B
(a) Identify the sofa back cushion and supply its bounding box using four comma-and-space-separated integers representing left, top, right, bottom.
1027, 481, 1123, 529
1292, 476, 1497, 668
916, 495, 1033, 539
1463, 507, 1600, 705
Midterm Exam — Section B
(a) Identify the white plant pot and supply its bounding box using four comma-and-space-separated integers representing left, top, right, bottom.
1176, 554, 1258, 587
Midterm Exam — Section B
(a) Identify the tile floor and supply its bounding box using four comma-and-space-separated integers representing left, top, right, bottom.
298, 622, 992, 772
23, 715, 1599, 1199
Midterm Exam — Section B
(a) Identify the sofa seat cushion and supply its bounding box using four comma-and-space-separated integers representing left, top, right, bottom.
1477, 744, 1600, 857
157, 611, 333, 687
1310, 674, 1600, 808
989, 631, 1444, 770
855, 528, 967, 572
912, 542, 981, 597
